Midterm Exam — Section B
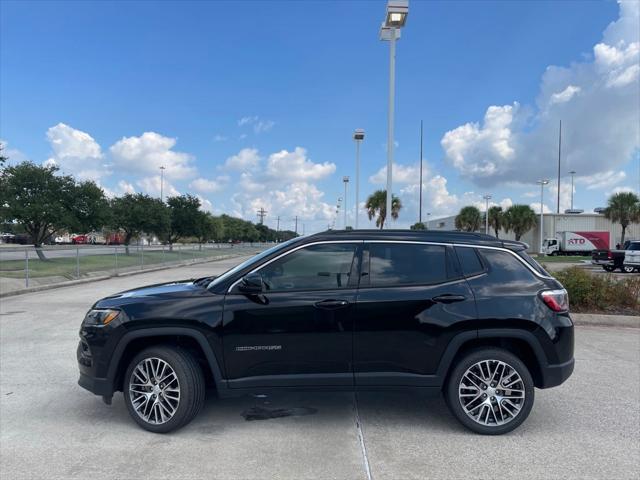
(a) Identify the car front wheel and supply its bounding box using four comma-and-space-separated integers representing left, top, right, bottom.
445, 348, 535, 435
123, 346, 205, 433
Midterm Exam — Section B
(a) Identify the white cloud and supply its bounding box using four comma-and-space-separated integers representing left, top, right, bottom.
265, 147, 335, 182
45, 123, 108, 181
223, 148, 261, 170
610, 185, 636, 195
530, 202, 552, 214
195, 195, 214, 212
0, 140, 30, 164
550, 85, 581, 104
189, 177, 226, 193
238, 115, 275, 134
369, 163, 421, 185
579, 170, 626, 190
213, 134, 227, 142
110, 132, 196, 180
136, 175, 180, 198
231, 182, 335, 223
440, 1, 639, 187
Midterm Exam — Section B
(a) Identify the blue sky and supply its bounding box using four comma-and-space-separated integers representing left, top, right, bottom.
1, 0, 639, 233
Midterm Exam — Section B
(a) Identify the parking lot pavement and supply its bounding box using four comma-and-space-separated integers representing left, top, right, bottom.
1, 259, 639, 480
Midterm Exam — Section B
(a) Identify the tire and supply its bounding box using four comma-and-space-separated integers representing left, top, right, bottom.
622, 265, 635, 274
123, 346, 205, 433
444, 348, 535, 435
603, 265, 615, 272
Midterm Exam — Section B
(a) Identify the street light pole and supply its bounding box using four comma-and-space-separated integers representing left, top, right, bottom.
569, 170, 576, 210
380, 0, 408, 229
343, 176, 349, 229
159, 166, 166, 202
537, 179, 550, 254
419, 120, 423, 224
483, 195, 492, 235
353, 129, 365, 229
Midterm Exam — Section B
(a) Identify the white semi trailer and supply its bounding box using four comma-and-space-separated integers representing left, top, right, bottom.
543, 231, 609, 256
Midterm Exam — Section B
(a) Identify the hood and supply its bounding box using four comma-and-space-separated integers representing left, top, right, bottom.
95, 280, 207, 308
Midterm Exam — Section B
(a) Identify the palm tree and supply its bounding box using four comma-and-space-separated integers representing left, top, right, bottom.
365, 189, 402, 229
604, 192, 640, 245
487, 206, 503, 238
503, 204, 537, 241
455, 206, 481, 232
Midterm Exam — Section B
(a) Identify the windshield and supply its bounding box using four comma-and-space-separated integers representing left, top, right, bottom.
208, 237, 302, 288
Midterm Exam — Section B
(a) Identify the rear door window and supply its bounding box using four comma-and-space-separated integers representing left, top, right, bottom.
455, 247, 485, 277
369, 243, 448, 286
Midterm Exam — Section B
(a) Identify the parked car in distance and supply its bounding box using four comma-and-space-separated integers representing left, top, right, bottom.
592, 240, 638, 273
77, 230, 574, 435
623, 240, 640, 272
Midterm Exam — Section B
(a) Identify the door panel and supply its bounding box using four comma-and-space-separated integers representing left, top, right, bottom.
354, 243, 477, 386
222, 242, 360, 388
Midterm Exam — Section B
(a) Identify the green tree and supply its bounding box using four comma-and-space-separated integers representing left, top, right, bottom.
486, 206, 504, 238
111, 194, 170, 254
0, 162, 77, 259
68, 181, 111, 235
410, 222, 426, 230
503, 204, 537, 241
193, 212, 222, 248
365, 189, 402, 229
604, 191, 640, 245
0, 143, 8, 166
455, 206, 482, 232
166, 195, 201, 248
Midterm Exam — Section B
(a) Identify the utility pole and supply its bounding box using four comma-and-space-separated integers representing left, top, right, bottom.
256, 207, 267, 225
294, 216, 298, 235
419, 120, 423, 224
557, 120, 562, 214
483, 195, 492, 234
569, 170, 576, 210
159, 166, 166, 202
343, 176, 349, 229
276, 216, 280, 232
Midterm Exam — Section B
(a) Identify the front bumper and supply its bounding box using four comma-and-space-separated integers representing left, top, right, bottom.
539, 357, 575, 388
78, 371, 113, 396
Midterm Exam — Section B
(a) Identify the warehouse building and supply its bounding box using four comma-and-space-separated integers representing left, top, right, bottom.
426, 211, 640, 252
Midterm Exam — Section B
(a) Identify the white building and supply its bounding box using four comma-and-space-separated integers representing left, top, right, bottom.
426, 212, 640, 252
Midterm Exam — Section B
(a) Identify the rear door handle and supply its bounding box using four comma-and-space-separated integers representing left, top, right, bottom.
314, 299, 350, 310
431, 294, 466, 304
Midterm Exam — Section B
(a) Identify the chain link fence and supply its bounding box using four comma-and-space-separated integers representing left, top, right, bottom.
0, 242, 269, 295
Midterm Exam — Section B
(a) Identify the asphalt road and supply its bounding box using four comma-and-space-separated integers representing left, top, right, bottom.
1, 259, 639, 480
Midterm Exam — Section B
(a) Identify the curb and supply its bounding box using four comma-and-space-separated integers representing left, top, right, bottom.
0, 253, 243, 299
571, 313, 639, 328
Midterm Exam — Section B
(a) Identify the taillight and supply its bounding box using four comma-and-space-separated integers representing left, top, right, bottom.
541, 289, 569, 312
607, 251, 613, 259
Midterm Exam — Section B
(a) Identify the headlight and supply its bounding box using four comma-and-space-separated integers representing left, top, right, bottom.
84, 309, 120, 326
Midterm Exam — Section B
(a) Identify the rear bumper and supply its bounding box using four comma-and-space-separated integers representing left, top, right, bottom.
78, 372, 113, 396
591, 259, 613, 266
539, 357, 575, 389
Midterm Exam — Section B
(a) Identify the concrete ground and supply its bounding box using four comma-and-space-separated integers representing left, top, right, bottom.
1, 259, 639, 480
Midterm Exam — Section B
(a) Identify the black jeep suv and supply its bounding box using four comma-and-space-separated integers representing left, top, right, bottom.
78, 230, 574, 435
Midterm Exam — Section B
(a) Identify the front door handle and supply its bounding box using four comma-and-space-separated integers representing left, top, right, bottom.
314, 299, 350, 310
431, 294, 466, 304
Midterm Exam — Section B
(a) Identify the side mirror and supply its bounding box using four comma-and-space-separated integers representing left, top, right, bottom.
238, 272, 264, 294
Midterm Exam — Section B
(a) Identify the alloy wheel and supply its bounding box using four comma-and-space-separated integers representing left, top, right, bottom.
458, 359, 525, 427
129, 357, 181, 425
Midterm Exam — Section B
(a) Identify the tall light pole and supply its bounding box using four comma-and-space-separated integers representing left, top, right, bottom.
569, 170, 576, 210
353, 129, 365, 229
159, 166, 166, 202
380, 0, 408, 229
537, 179, 550, 254
483, 194, 492, 235
419, 120, 424, 224
343, 176, 350, 229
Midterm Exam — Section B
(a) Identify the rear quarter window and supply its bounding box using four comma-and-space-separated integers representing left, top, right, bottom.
516, 250, 550, 276
479, 249, 540, 283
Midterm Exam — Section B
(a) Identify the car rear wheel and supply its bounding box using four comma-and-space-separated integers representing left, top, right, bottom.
622, 265, 635, 274
603, 265, 615, 272
445, 348, 534, 435
124, 346, 205, 433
